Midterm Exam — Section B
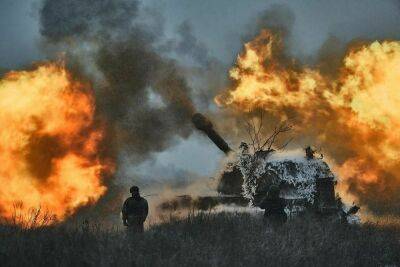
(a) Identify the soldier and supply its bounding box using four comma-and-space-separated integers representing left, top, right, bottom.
305, 146, 315, 160
259, 185, 287, 228
122, 186, 149, 233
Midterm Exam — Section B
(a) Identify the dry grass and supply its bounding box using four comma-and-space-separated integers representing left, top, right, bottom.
0, 212, 399, 266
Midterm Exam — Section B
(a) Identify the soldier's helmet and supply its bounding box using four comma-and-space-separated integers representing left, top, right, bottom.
130, 186, 139, 194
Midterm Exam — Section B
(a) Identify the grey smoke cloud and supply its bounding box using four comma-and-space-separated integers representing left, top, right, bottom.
175, 20, 212, 68
40, 0, 195, 164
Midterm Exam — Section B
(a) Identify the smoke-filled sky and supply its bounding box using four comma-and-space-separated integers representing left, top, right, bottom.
2, 0, 400, 192
4, 0, 400, 70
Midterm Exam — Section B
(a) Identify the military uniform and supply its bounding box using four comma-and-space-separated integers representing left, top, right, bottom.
259, 185, 287, 228
122, 196, 148, 233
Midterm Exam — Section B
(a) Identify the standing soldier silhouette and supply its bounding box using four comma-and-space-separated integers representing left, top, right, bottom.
259, 185, 287, 228
122, 186, 148, 233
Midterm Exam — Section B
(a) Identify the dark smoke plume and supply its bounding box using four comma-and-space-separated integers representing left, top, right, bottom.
40, 0, 195, 163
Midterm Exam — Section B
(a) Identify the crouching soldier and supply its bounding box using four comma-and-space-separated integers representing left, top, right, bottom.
259, 185, 287, 228
122, 186, 149, 233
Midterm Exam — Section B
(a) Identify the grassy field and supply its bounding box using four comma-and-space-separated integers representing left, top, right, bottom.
1, 212, 399, 266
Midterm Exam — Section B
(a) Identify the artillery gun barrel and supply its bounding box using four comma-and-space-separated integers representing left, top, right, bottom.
192, 113, 232, 154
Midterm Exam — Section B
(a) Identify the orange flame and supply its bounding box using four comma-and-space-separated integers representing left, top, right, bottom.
217, 29, 400, 213
0, 62, 112, 222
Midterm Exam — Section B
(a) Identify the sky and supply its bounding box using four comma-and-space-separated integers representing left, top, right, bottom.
2, 0, 400, 188
0, 0, 42, 68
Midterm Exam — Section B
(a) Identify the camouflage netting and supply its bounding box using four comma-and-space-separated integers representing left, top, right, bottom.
238, 143, 335, 205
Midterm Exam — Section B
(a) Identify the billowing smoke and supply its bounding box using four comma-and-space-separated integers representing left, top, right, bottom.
40, 0, 195, 163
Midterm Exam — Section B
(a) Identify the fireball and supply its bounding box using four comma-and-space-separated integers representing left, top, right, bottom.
0, 62, 112, 222
217, 29, 400, 214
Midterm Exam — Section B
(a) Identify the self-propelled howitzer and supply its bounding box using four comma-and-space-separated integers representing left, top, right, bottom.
191, 113, 359, 222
